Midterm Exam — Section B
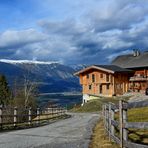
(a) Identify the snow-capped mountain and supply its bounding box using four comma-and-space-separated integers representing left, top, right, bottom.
0, 59, 81, 93
70, 64, 88, 71
0, 59, 59, 65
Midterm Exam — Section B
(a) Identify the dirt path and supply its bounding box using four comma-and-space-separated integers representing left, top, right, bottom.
0, 113, 99, 148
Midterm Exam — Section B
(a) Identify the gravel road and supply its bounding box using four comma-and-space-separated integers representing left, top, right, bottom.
0, 113, 99, 148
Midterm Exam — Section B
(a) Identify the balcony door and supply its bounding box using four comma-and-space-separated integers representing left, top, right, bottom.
100, 85, 102, 94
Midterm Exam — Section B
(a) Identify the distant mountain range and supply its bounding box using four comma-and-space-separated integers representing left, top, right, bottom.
0, 59, 86, 93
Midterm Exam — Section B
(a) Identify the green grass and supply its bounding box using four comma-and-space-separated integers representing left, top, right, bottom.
71, 99, 103, 112
128, 107, 148, 122
127, 107, 148, 145
128, 129, 148, 144
71, 96, 131, 113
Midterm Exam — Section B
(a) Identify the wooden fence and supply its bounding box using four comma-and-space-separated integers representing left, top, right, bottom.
102, 100, 148, 148
0, 106, 67, 130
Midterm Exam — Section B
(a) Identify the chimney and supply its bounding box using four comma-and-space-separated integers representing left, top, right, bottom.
133, 49, 140, 57
133, 49, 137, 57
136, 50, 140, 56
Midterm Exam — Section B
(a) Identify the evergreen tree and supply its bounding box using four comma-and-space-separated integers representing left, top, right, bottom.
0, 75, 11, 106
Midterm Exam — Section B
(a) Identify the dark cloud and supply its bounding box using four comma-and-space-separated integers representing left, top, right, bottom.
0, 0, 148, 65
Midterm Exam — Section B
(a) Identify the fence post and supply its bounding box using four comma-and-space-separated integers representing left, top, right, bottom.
106, 105, 109, 136
102, 105, 104, 121
119, 100, 123, 148
60, 107, 63, 116
123, 103, 128, 144
102, 105, 105, 124
48, 108, 50, 118
0, 106, 2, 129
61, 108, 63, 115
55, 107, 58, 116
111, 105, 115, 138
104, 104, 107, 131
14, 107, 17, 127
37, 108, 40, 125
28, 107, 31, 125
59, 107, 61, 116
49, 108, 51, 115
51, 108, 53, 117
109, 104, 112, 141
57, 108, 59, 116
62, 108, 64, 115
47, 108, 49, 115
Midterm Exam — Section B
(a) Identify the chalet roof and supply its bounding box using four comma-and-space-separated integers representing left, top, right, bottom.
94, 65, 132, 72
112, 51, 148, 68
74, 65, 132, 75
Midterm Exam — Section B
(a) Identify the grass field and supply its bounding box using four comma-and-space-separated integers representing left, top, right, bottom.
127, 107, 148, 144
114, 106, 148, 145
71, 96, 130, 113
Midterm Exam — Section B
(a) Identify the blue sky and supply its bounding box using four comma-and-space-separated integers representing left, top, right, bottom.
0, 0, 148, 64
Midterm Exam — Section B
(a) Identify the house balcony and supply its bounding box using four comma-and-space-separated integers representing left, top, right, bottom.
129, 76, 148, 81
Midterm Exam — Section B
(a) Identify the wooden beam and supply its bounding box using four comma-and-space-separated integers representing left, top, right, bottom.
125, 122, 148, 129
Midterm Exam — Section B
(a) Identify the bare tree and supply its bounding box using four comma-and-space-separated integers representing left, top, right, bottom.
23, 75, 38, 107
13, 74, 38, 108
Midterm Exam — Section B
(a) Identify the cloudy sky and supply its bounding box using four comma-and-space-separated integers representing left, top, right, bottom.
0, 0, 148, 65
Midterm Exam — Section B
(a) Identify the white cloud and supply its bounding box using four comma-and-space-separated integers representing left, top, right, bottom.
0, 29, 47, 49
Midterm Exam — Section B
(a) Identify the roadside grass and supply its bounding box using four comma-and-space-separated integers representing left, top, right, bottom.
71, 96, 148, 147
89, 119, 119, 148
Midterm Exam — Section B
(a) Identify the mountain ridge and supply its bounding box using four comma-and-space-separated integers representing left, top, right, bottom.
0, 60, 81, 93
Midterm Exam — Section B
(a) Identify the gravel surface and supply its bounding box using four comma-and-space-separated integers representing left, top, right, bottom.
123, 92, 148, 102
0, 113, 99, 148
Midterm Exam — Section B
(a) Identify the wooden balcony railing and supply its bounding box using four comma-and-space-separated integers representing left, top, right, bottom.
129, 76, 148, 81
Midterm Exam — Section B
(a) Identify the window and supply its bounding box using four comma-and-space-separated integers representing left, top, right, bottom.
100, 85, 102, 94
92, 74, 95, 82
89, 85, 92, 90
86, 74, 89, 79
106, 74, 109, 82
106, 84, 109, 90
100, 73, 103, 78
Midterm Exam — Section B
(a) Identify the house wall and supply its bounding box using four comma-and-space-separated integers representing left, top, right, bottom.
79, 69, 129, 98
130, 69, 148, 91
134, 70, 148, 76
80, 69, 113, 96
114, 73, 129, 95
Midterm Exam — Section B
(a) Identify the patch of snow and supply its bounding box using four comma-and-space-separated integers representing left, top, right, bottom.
0, 59, 60, 65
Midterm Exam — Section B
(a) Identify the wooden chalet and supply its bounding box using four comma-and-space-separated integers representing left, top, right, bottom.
75, 65, 132, 104
75, 50, 148, 105
112, 50, 148, 92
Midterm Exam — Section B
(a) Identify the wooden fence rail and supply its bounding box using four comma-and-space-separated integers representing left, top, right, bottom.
0, 106, 67, 130
102, 100, 148, 148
